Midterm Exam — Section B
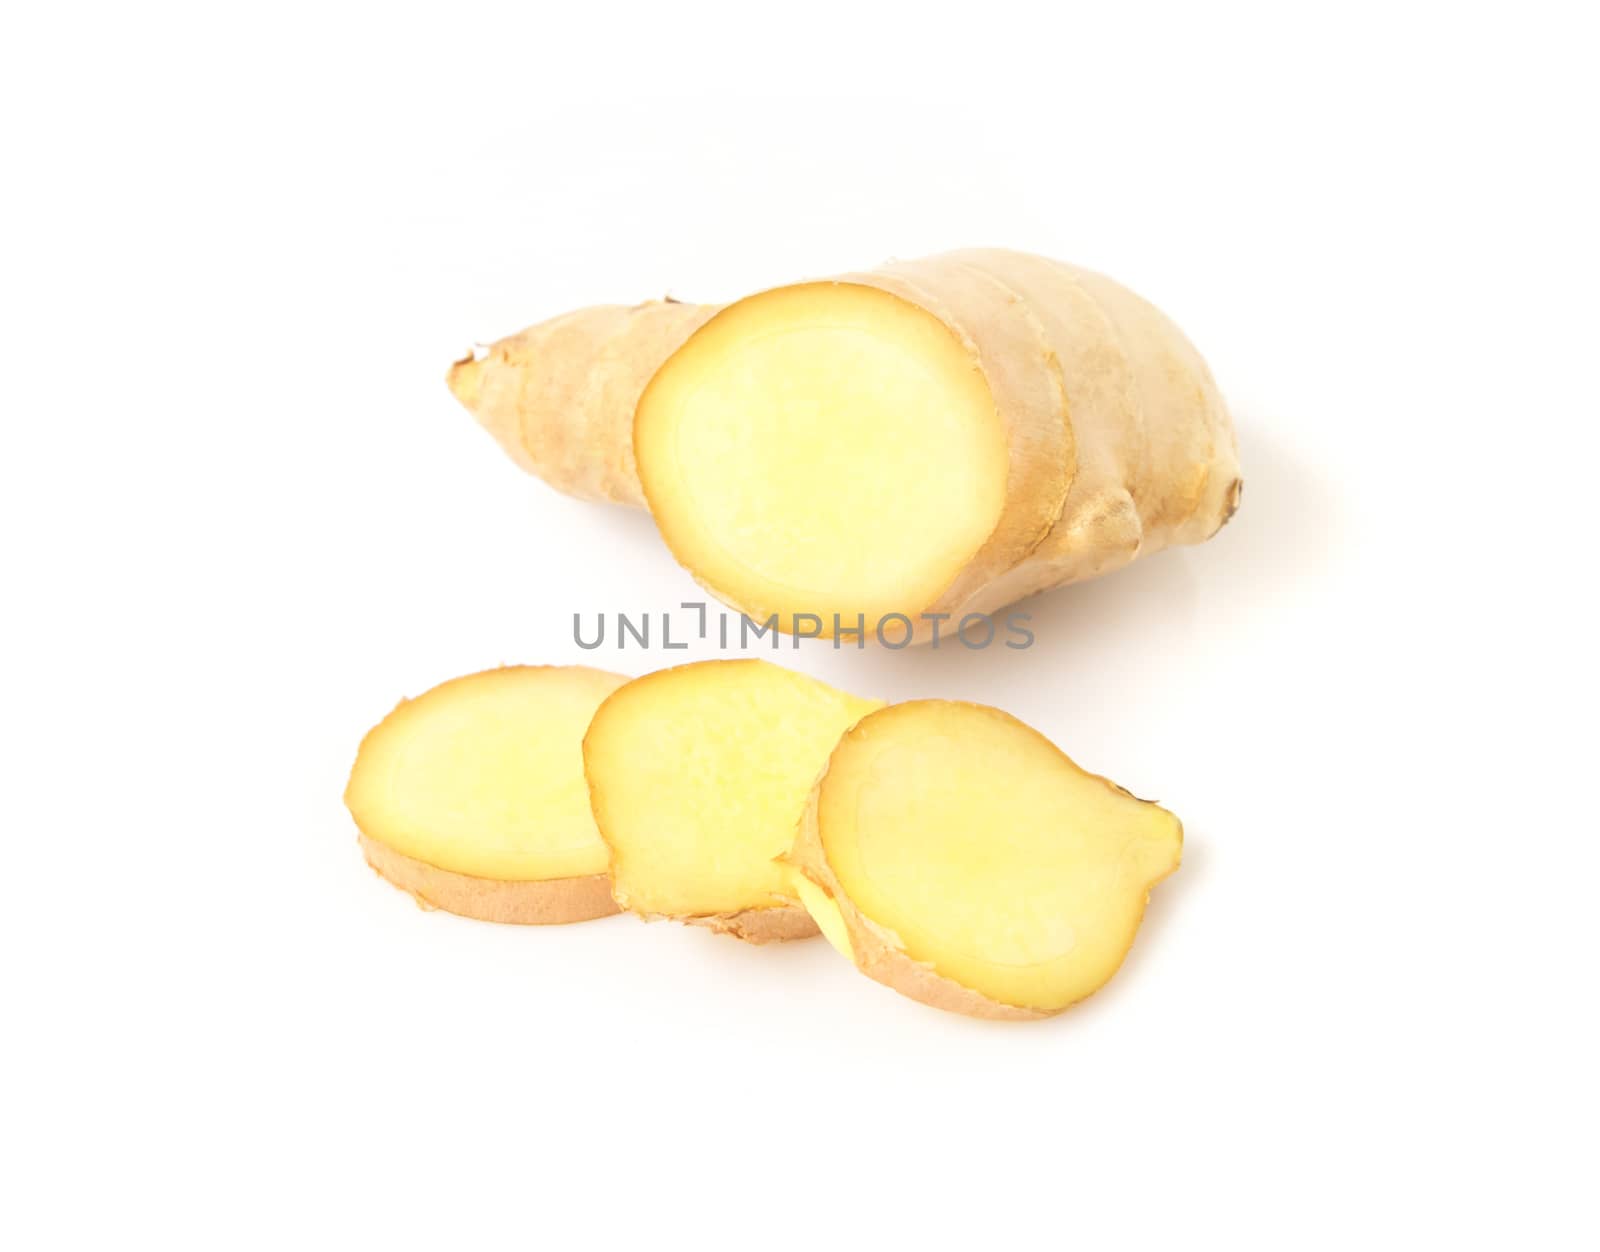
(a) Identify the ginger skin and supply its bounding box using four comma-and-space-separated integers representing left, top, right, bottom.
448, 300, 716, 506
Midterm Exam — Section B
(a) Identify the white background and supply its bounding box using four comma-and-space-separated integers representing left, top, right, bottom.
4, 4, 1596, 1247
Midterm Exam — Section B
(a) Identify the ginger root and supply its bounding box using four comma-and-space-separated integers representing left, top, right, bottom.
450, 250, 1241, 639
784, 700, 1182, 1018
344, 665, 629, 924
582, 659, 881, 942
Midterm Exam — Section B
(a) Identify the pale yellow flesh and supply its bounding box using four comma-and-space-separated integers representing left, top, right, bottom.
584, 660, 882, 917
635, 283, 1008, 633
793, 876, 854, 961
814, 702, 1182, 1012
345, 666, 628, 881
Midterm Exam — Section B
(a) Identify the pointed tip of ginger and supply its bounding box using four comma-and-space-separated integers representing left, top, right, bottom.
447, 351, 484, 410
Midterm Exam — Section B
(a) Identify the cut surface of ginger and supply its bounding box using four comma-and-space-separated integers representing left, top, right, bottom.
634, 283, 1009, 633
346, 666, 627, 881
798, 700, 1182, 1015
583, 659, 881, 928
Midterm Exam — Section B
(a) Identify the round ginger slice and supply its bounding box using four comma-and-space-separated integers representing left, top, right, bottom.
633, 282, 1012, 636
786, 701, 1183, 1018
582, 659, 882, 942
344, 665, 629, 924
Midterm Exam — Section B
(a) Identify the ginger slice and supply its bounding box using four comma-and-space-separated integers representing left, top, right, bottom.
344, 665, 629, 924
582, 659, 882, 942
634, 282, 1011, 634
787, 701, 1182, 1017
